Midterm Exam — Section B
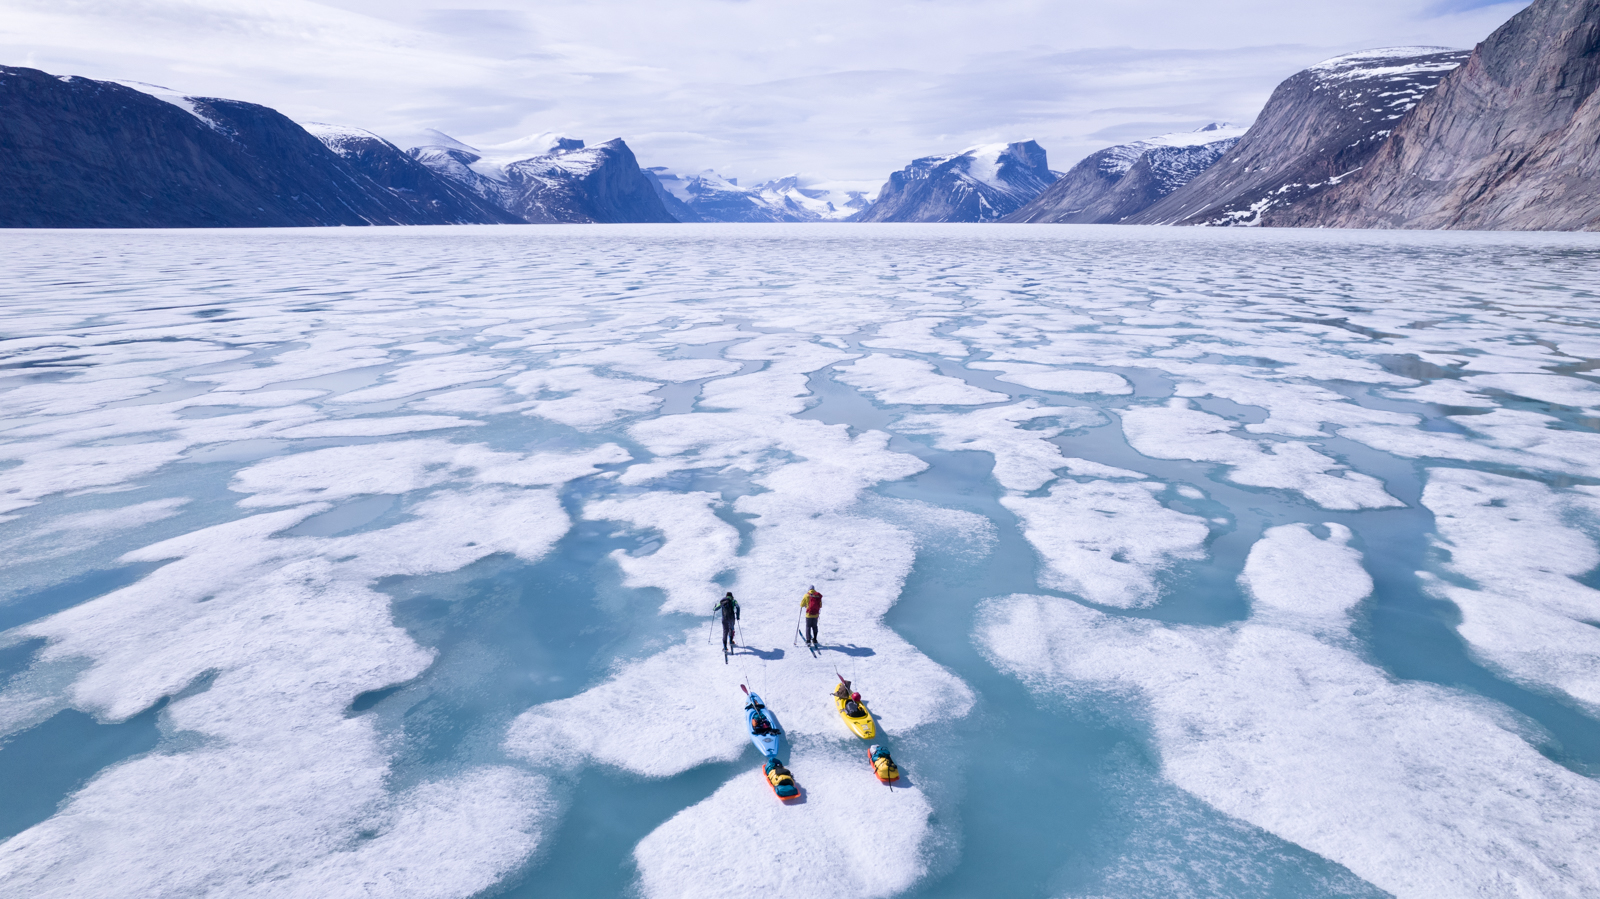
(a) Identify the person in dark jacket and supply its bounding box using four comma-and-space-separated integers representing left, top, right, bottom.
715, 592, 740, 651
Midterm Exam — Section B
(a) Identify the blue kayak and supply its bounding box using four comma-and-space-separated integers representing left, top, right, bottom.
743, 689, 785, 760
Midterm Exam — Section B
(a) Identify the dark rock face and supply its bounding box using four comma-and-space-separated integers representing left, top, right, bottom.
305, 124, 522, 225
409, 137, 676, 224
1005, 125, 1242, 223
1278, 0, 1600, 231
1123, 48, 1470, 226
855, 141, 1057, 222
502, 140, 676, 223
0, 65, 447, 227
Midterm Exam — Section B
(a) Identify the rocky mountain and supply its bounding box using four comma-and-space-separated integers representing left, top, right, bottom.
408, 133, 675, 224
1276, 0, 1600, 231
756, 176, 872, 220
648, 170, 867, 222
1122, 48, 1470, 226
855, 141, 1058, 223
1004, 124, 1245, 223
642, 169, 703, 222
303, 123, 522, 224
0, 66, 476, 228
652, 170, 783, 222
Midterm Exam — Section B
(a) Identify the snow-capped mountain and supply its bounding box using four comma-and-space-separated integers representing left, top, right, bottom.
0, 66, 493, 227
302, 124, 522, 225
1124, 47, 1470, 226
1005, 124, 1246, 223
408, 133, 674, 224
854, 141, 1058, 223
648, 169, 869, 222
1278, 0, 1600, 231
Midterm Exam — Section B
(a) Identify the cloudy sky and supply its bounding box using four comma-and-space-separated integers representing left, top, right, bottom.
2, 0, 1529, 190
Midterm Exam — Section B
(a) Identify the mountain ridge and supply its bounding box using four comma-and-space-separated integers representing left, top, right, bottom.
1004, 124, 1245, 224
1270, 0, 1600, 230
0, 66, 441, 227
855, 141, 1058, 223
1121, 47, 1471, 226
407, 134, 675, 224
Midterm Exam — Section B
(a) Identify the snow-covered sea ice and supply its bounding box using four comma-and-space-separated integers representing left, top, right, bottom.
3, 223, 1599, 898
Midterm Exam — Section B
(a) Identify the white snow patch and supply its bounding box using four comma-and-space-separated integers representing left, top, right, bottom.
898, 401, 1109, 492
231, 440, 627, 508
1002, 480, 1211, 607
960, 143, 1012, 191
0, 485, 578, 896
634, 742, 935, 899
506, 367, 661, 428
1122, 399, 1402, 510
1421, 468, 1600, 713
860, 318, 968, 357
301, 122, 386, 156
585, 491, 740, 615
1463, 373, 1600, 410
970, 361, 1132, 395
0, 497, 189, 568
835, 355, 1005, 406
114, 81, 226, 132
980, 523, 1600, 899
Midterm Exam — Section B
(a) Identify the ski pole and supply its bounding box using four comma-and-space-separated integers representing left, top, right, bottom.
792, 608, 804, 646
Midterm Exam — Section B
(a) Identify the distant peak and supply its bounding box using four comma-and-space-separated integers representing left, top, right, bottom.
482, 132, 585, 157
418, 129, 480, 153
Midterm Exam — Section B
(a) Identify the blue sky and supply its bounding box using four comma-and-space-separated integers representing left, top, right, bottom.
0, 0, 1531, 190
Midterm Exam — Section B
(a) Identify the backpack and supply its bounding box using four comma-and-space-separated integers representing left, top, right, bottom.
805, 592, 822, 615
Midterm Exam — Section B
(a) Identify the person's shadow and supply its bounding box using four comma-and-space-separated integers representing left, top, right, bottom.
736, 646, 785, 660
822, 643, 874, 657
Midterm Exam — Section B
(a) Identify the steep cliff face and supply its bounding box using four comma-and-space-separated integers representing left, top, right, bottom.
1277, 0, 1600, 231
1005, 125, 1244, 223
502, 140, 675, 223
855, 141, 1057, 222
1123, 48, 1469, 226
409, 135, 675, 224
0, 66, 438, 227
304, 124, 522, 225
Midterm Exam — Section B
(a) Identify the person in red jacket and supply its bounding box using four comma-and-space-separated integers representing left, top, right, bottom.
801, 586, 822, 645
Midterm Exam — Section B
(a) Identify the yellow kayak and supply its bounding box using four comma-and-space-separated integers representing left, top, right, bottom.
834, 693, 876, 739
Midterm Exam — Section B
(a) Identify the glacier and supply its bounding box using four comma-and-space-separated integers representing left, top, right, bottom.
1, 223, 1599, 898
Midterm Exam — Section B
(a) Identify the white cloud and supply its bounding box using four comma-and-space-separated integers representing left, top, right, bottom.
0, 0, 1531, 185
